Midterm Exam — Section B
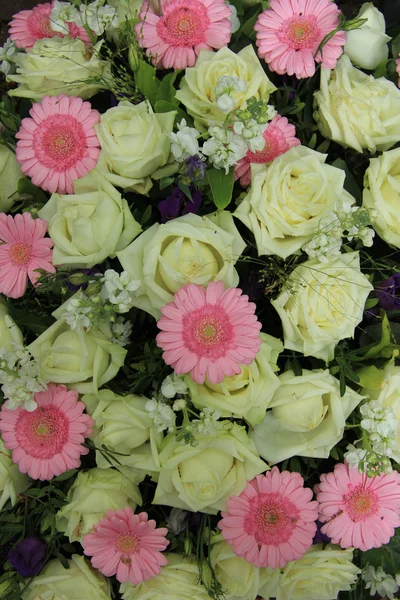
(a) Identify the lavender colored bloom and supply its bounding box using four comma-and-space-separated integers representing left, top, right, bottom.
313, 521, 331, 545
8, 537, 47, 577
184, 155, 206, 181
376, 274, 400, 311
158, 186, 202, 223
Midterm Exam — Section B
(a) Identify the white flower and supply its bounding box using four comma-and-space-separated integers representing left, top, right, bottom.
202, 126, 247, 173
360, 401, 397, 438
0, 38, 17, 75
192, 408, 222, 436
161, 374, 188, 399
215, 76, 248, 97
111, 317, 132, 347
50, 1, 81, 33
169, 119, 201, 162
363, 566, 399, 599
344, 444, 367, 471
227, 3, 240, 33
172, 399, 186, 411
145, 398, 176, 433
80, 0, 119, 35
101, 269, 141, 313
216, 93, 236, 114
61, 297, 93, 332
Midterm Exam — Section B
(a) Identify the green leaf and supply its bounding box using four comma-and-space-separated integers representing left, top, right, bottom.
236, 5, 262, 40
357, 365, 385, 390
206, 168, 234, 209
331, 158, 362, 203
17, 178, 48, 204
317, 139, 330, 153
364, 297, 379, 309
156, 71, 180, 106
52, 470, 78, 482
140, 205, 152, 225
330, 446, 339, 460
178, 181, 193, 201
154, 100, 188, 124
373, 59, 389, 78
159, 176, 175, 190
135, 61, 160, 106
392, 32, 400, 61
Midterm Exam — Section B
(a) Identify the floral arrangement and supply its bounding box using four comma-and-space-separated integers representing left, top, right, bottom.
0, 0, 399, 599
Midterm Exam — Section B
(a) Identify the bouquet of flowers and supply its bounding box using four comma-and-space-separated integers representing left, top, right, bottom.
0, 0, 399, 598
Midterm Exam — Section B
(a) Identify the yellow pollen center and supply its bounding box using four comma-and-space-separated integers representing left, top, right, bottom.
35, 423, 50, 437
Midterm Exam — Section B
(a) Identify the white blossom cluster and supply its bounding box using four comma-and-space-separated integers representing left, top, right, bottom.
161, 374, 188, 399
192, 407, 222, 436
100, 269, 141, 313
111, 317, 133, 347
145, 398, 177, 433
202, 125, 248, 174
363, 566, 400, 600
360, 400, 397, 457
0, 344, 47, 411
169, 119, 201, 163
50, 0, 118, 37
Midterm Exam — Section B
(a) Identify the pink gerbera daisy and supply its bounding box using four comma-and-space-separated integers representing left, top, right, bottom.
9, 2, 91, 50
16, 95, 101, 195
255, 0, 347, 79
234, 114, 300, 186
156, 281, 262, 384
315, 462, 400, 551
0, 384, 93, 481
219, 467, 318, 569
136, 0, 232, 70
82, 507, 169, 584
0, 212, 55, 299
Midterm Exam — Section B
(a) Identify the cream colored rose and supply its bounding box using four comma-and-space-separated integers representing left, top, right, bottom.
56, 467, 141, 542
362, 363, 400, 463
0, 145, 22, 212
117, 211, 246, 319
153, 422, 266, 514
314, 55, 400, 153
28, 319, 126, 394
120, 554, 210, 600
272, 252, 373, 362
83, 390, 160, 474
362, 148, 400, 248
38, 173, 141, 268
186, 333, 282, 425
21, 555, 112, 600
251, 369, 363, 464
0, 298, 23, 351
8, 37, 108, 101
344, 3, 391, 70
176, 45, 276, 132
234, 146, 355, 259
107, 0, 141, 44
95, 101, 176, 193
0, 437, 29, 511
210, 534, 260, 600
274, 544, 359, 600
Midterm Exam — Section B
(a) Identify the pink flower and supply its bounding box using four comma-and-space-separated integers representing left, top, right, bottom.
0, 384, 94, 481
16, 95, 101, 195
396, 54, 400, 87
315, 462, 400, 551
82, 507, 169, 584
136, 0, 232, 70
9, 2, 91, 50
156, 281, 262, 384
0, 212, 55, 299
235, 115, 300, 186
219, 467, 318, 569
255, 0, 346, 79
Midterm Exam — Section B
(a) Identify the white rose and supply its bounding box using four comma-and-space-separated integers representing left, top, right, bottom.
176, 45, 276, 132
210, 534, 260, 600
251, 369, 363, 464
186, 333, 282, 425
234, 146, 354, 259
56, 467, 141, 542
117, 211, 246, 319
314, 55, 400, 153
272, 252, 373, 362
0, 298, 23, 351
8, 38, 108, 101
362, 148, 400, 248
0, 436, 29, 511
344, 3, 391, 70
0, 144, 23, 212
95, 101, 176, 193
362, 363, 400, 463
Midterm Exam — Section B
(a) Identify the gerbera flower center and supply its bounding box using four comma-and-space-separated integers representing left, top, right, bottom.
281, 16, 320, 50
157, 2, 210, 47
245, 492, 300, 545
15, 407, 69, 459
34, 115, 86, 171
9, 242, 33, 266
183, 305, 233, 358
344, 484, 380, 522
115, 532, 141, 555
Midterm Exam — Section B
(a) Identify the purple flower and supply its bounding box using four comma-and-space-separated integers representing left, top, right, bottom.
8, 537, 47, 577
376, 274, 400, 311
313, 521, 331, 545
158, 186, 202, 223
184, 155, 206, 182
